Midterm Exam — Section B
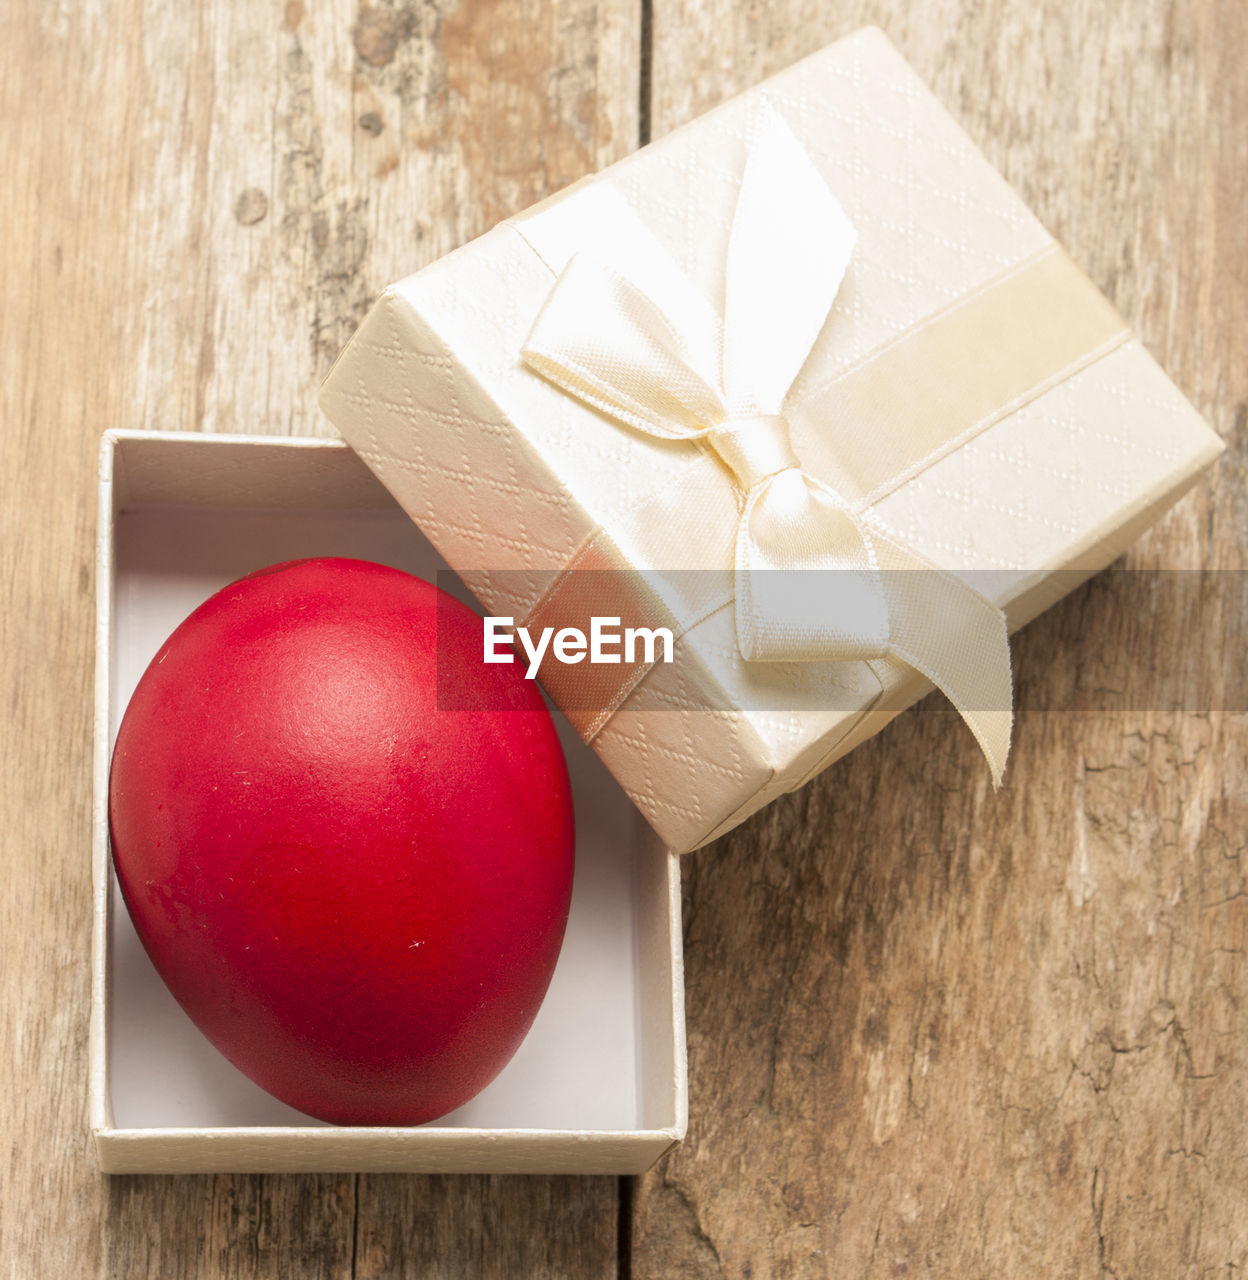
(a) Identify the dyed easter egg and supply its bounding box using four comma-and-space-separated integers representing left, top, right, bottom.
109, 557, 574, 1125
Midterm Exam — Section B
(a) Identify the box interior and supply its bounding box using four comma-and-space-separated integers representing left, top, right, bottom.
99, 434, 680, 1141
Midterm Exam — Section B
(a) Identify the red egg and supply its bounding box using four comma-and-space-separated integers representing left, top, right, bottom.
109, 557, 575, 1126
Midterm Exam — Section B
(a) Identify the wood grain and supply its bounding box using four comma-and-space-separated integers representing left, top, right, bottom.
353, 1175, 618, 1278
0, 0, 634, 1276
636, 0, 1247, 1275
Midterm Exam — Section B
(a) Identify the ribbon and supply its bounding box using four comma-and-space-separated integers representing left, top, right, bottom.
521, 107, 1014, 782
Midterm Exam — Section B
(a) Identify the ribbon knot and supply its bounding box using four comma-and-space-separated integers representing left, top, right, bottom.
520, 105, 1013, 783
710, 415, 799, 491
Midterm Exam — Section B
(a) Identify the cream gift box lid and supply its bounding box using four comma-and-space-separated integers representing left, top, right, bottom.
318, 27, 1223, 854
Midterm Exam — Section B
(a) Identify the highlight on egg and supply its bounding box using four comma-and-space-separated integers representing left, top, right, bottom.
108, 557, 575, 1126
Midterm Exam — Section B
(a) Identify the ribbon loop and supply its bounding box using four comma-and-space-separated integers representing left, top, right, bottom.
710, 415, 800, 491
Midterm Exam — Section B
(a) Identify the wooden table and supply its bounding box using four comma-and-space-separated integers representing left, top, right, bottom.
3, 0, 1244, 1274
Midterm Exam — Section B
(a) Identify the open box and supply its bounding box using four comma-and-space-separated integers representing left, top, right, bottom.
90, 430, 687, 1174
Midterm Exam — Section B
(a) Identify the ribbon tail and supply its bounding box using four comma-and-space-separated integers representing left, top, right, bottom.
869, 530, 1013, 786
734, 472, 1013, 785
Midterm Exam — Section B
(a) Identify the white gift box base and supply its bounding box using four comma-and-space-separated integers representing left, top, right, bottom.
91, 430, 686, 1175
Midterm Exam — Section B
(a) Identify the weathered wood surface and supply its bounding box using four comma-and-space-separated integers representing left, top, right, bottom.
635, 0, 1248, 1276
0, 1, 633, 1277
1, 0, 1243, 1277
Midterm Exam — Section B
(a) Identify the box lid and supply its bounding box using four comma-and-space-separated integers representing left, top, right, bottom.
319, 27, 1222, 853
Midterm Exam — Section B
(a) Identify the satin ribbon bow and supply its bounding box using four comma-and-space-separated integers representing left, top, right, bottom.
521, 107, 1013, 782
